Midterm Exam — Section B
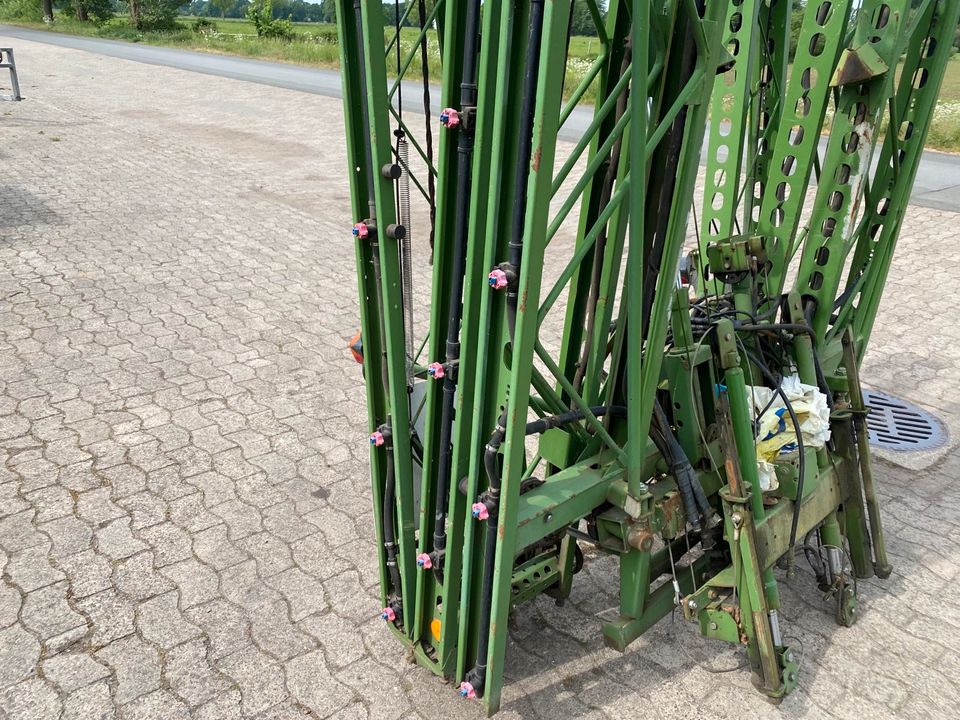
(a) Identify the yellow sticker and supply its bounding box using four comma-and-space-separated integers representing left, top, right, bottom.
430, 618, 442, 642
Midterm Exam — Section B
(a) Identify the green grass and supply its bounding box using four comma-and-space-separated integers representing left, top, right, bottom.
6, 14, 960, 152
6, 14, 346, 67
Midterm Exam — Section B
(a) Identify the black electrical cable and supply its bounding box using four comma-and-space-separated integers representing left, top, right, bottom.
736, 322, 815, 337
803, 304, 835, 413
803, 528, 827, 586
742, 347, 806, 556
640, 0, 704, 331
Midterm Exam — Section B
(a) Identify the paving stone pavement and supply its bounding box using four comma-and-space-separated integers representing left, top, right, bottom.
2, 35, 960, 720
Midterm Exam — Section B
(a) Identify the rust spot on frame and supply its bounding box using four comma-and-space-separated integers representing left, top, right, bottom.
532, 147, 542, 172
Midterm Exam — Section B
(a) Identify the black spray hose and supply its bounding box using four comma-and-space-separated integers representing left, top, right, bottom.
352, 1, 389, 397
374, 425, 403, 625
381, 432, 402, 592
429, 0, 483, 577
353, 1, 377, 220
641, 0, 704, 330
356, 3, 401, 624
462, 404, 624, 699
504, 0, 546, 341
460, 6, 547, 697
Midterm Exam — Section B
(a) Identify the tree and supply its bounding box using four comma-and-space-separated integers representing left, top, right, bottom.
210, 0, 231, 18
247, 0, 293, 38
319, 0, 336, 23
41, 0, 53, 21
569, 0, 600, 37
127, 0, 181, 31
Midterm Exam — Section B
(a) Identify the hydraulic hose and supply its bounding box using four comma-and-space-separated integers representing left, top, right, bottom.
652, 403, 712, 529
430, 0, 483, 575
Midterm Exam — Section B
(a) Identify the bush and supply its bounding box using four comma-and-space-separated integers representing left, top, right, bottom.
246, 0, 294, 40
125, 0, 181, 32
0, 0, 44, 22
307, 25, 338, 44
192, 16, 216, 34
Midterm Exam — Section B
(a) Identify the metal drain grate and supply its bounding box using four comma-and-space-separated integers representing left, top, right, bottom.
862, 390, 947, 452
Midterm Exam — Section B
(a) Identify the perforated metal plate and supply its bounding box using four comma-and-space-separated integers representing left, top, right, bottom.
862, 390, 947, 452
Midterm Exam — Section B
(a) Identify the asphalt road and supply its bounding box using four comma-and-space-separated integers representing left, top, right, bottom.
3, 23, 960, 211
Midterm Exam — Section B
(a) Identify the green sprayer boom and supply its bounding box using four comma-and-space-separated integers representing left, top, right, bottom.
335, 0, 958, 713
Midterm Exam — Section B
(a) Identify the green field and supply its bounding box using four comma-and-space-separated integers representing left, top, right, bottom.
6, 14, 960, 152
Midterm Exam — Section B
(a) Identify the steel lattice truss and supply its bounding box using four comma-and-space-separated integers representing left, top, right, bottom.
335, 0, 959, 714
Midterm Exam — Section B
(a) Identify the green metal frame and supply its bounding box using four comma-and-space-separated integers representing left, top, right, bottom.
335, 0, 958, 714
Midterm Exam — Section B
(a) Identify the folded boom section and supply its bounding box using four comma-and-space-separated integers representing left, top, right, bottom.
335, 0, 958, 713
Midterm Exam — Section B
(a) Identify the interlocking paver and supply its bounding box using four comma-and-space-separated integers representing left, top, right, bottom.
0, 678, 62, 720
95, 635, 162, 704
136, 590, 202, 649
185, 600, 250, 661
216, 645, 288, 716
62, 679, 115, 720
2, 31, 960, 720
79, 589, 137, 648
0, 623, 40, 688
42, 652, 111, 693
119, 689, 191, 720
21, 580, 86, 641
164, 638, 233, 707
